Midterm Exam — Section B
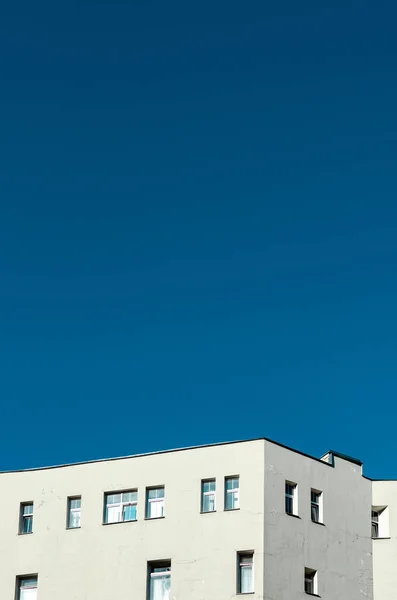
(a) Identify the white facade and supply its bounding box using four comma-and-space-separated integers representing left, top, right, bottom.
0, 436, 388, 599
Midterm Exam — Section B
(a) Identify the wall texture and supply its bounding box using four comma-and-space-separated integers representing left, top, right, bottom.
0, 438, 378, 600
263, 442, 373, 600
0, 440, 265, 600
372, 480, 397, 600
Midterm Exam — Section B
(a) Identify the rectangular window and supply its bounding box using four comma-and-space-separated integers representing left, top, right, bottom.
285, 482, 297, 515
17, 576, 38, 600
371, 505, 389, 538
311, 489, 322, 523
19, 503, 33, 534
372, 510, 379, 538
304, 568, 317, 595
237, 552, 254, 594
67, 496, 81, 528
146, 487, 165, 519
225, 476, 240, 510
148, 561, 171, 600
104, 490, 137, 524
201, 479, 216, 513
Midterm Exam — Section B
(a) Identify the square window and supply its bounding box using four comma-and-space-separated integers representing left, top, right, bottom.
19, 503, 33, 534
201, 479, 216, 513
237, 552, 254, 594
225, 476, 240, 510
104, 490, 138, 524
146, 487, 165, 519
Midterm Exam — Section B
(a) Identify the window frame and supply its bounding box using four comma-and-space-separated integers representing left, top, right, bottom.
16, 575, 38, 600
67, 496, 81, 529
224, 475, 240, 511
311, 489, 322, 524
285, 481, 297, 516
19, 502, 34, 535
147, 560, 171, 600
103, 490, 138, 525
201, 479, 216, 513
237, 552, 254, 594
371, 510, 379, 538
145, 486, 165, 520
304, 568, 318, 595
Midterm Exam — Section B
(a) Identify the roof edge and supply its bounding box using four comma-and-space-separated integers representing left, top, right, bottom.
0, 436, 354, 474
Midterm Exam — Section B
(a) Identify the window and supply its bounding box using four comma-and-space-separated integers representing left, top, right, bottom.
311, 489, 322, 523
146, 487, 165, 519
285, 482, 297, 515
237, 552, 254, 594
201, 479, 216, 512
148, 562, 171, 600
304, 568, 317, 595
19, 503, 33, 534
371, 511, 379, 538
104, 490, 137, 524
17, 576, 38, 600
225, 476, 240, 510
371, 505, 389, 538
67, 497, 81, 528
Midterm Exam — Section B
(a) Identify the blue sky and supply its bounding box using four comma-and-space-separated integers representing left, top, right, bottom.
1, 0, 396, 478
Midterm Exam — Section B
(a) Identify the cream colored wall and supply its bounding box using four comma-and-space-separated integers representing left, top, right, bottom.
372, 480, 397, 600
263, 443, 373, 600
0, 439, 377, 600
0, 440, 265, 600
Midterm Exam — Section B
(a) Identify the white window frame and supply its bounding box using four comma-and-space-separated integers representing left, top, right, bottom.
304, 568, 318, 595
238, 552, 254, 594
104, 490, 138, 524
285, 481, 297, 515
371, 510, 379, 538
311, 489, 322, 523
146, 487, 165, 519
20, 503, 33, 534
148, 562, 171, 600
201, 479, 216, 513
67, 496, 81, 529
371, 505, 389, 539
225, 476, 240, 510
18, 576, 38, 600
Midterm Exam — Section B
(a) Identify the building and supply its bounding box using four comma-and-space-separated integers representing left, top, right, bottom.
0, 436, 393, 599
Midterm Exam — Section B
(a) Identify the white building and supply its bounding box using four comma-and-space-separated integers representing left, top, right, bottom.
0, 436, 392, 599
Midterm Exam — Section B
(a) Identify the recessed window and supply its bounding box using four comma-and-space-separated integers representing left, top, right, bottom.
225, 476, 240, 510
201, 479, 216, 512
19, 503, 33, 534
104, 490, 137, 524
147, 561, 171, 600
304, 568, 318, 595
371, 510, 379, 538
146, 487, 165, 519
372, 505, 389, 538
17, 576, 38, 600
237, 552, 254, 594
285, 482, 297, 515
311, 489, 322, 523
66, 496, 81, 529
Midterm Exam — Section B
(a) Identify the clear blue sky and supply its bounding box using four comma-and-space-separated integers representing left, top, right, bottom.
1, 0, 396, 478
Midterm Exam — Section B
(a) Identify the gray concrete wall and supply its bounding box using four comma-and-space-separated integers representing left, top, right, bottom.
263, 442, 373, 600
